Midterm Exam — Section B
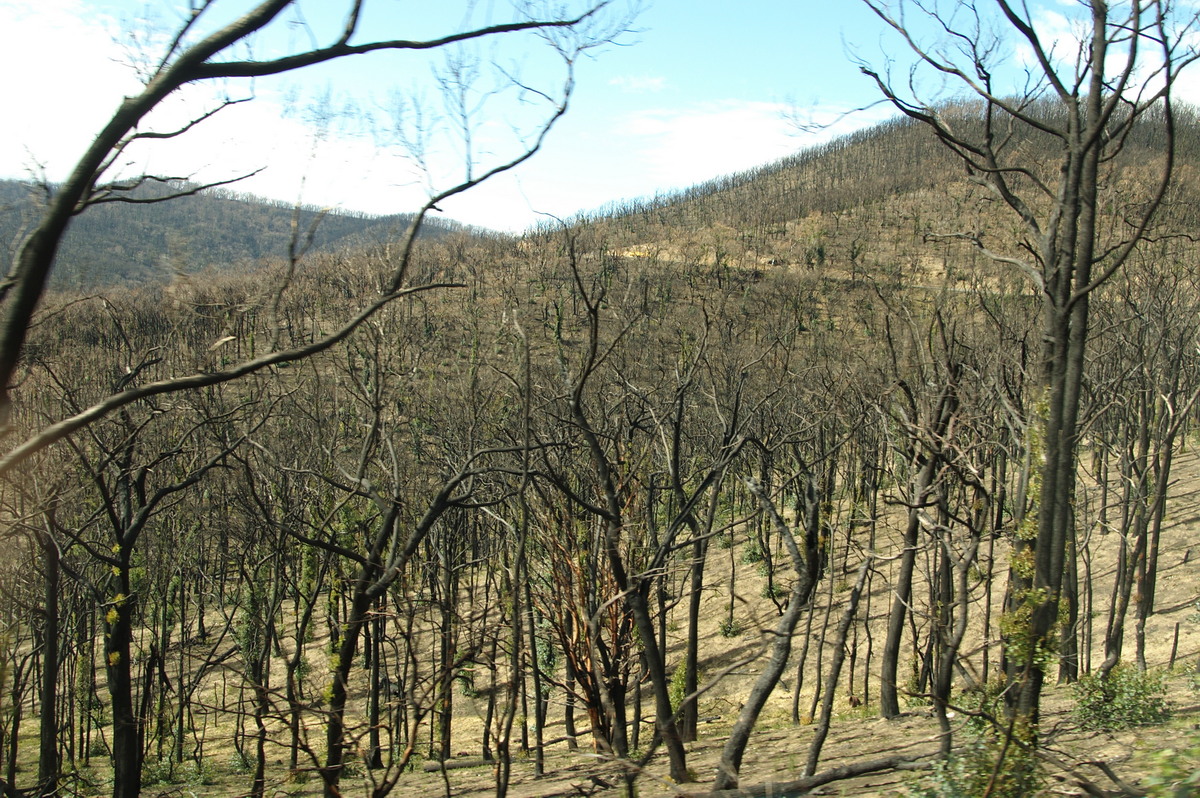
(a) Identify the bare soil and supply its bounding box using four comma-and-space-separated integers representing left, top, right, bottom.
70, 448, 1200, 798
356, 447, 1200, 798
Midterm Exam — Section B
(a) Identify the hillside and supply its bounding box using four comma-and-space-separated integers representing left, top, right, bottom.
0, 179, 476, 288
580, 107, 1200, 289
3, 108, 1200, 798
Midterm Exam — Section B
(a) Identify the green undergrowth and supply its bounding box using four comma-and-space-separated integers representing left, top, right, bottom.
1072, 665, 1168, 731
907, 737, 1041, 798
1141, 732, 1200, 797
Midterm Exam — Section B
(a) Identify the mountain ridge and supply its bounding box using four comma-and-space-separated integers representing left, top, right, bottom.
0, 179, 480, 289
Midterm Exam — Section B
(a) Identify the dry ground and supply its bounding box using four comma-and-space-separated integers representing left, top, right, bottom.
49, 447, 1200, 798
321, 451, 1200, 798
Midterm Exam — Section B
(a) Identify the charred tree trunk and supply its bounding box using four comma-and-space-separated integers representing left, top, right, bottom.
712, 476, 818, 791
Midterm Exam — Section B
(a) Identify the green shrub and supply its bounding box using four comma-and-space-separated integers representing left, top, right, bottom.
230, 750, 254, 774
959, 678, 1008, 738
1142, 734, 1200, 798
141, 758, 178, 787
142, 757, 214, 787
1072, 665, 1167, 731
741, 541, 764, 564
719, 617, 742, 638
910, 676, 1042, 798
908, 738, 1040, 798
1186, 661, 1200, 695
190, 757, 216, 785
761, 581, 787, 600
669, 660, 688, 709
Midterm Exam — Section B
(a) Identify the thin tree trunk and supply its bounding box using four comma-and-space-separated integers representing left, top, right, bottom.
107, 562, 140, 798
881, 455, 938, 717
805, 558, 872, 776
37, 532, 60, 796
712, 477, 817, 791
933, 535, 979, 757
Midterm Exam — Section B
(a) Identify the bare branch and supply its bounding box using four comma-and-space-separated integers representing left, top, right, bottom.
0, 282, 461, 478
81, 170, 265, 210
186, 12, 604, 82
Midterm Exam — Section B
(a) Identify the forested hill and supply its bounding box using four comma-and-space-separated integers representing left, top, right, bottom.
9, 80, 1200, 798
0, 179, 474, 289
576, 106, 1200, 277
9, 106, 1196, 294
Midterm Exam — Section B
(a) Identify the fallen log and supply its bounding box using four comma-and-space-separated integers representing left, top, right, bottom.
421, 757, 494, 773
677, 753, 931, 798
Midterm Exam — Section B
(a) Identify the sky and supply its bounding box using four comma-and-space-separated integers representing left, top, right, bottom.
2, 1, 1197, 232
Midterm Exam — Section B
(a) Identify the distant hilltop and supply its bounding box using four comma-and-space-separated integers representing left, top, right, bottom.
0, 179, 480, 290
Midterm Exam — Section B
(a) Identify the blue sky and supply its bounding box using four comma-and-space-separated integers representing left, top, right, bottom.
0, 0, 908, 230
4, 1, 1192, 232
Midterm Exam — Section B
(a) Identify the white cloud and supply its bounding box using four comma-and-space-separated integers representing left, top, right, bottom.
0, 1, 548, 222
1013, 5, 1200, 108
0, 0, 141, 179
0, 4, 905, 233
613, 99, 880, 190
129, 96, 430, 214
426, 98, 900, 232
1018, 8, 1082, 73
617, 101, 796, 186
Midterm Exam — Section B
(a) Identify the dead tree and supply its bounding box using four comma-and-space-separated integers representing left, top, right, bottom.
860, 0, 1200, 728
